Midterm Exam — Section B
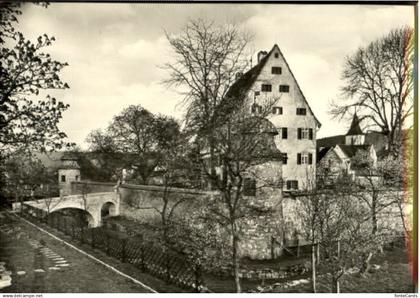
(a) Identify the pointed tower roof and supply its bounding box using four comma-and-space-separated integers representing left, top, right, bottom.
346, 113, 363, 135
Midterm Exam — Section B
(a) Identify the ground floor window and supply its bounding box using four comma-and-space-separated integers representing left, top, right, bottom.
286, 180, 298, 190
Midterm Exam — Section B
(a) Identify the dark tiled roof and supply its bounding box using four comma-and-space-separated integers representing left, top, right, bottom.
317, 135, 346, 149
337, 144, 371, 158
317, 132, 388, 157
317, 146, 332, 162
346, 114, 363, 135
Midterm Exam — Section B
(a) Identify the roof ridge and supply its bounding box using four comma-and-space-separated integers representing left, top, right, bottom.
273, 44, 321, 128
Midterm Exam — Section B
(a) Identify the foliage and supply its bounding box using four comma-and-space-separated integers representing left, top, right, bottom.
86, 105, 182, 184
0, 2, 71, 156
1, 152, 57, 203
331, 27, 414, 155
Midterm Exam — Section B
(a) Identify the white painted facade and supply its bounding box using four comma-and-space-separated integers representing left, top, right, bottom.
244, 45, 320, 190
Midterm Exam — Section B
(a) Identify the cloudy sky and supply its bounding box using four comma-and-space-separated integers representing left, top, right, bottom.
18, 3, 414, 148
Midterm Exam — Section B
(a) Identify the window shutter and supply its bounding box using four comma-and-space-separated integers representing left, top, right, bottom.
309, 153, 313, 164
297, 153, 301, 165
309, 128, 313, 140
286, 181, 291, 190
298, 128, 302, 139
280, 107, 283, 114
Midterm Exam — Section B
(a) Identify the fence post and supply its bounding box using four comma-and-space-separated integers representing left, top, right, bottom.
296, 238, 300, 258
165, 255, 170, 282
80, 226, 85, 244
316, 243, 320, 265
194, 262, 202, 293
140, 245, 145, 271
106, 234, 110, 256
121, 238, 127, 263
91, 229, 95, 249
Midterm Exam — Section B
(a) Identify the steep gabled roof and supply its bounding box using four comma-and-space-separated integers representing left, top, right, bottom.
224, 44, 321, 128
346, 113, 363, 135
272, 44, 321, 128
317, 146, 332, 162
316, 135, 346, 149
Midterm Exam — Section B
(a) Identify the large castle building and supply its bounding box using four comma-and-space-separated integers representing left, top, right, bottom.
228, 44, 321, 191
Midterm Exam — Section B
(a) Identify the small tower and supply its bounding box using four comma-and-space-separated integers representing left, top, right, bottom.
345, 113, 365, 145
58, 152, 81, 196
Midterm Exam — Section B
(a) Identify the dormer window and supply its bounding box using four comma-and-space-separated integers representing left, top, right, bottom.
272, 67, 282, 74
279, 85, 289, 93
261, 84, 272, 92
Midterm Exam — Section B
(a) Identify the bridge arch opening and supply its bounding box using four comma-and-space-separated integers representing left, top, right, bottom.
49, 208, 95, 228
101, 202, 116, 220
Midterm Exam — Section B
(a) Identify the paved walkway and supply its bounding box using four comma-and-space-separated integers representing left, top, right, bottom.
0, 211, 154, 293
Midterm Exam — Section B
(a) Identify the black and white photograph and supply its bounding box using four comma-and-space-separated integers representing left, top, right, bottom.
0, 1, 417, 294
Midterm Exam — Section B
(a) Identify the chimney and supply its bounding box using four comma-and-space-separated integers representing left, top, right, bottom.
257, 50, 268, 63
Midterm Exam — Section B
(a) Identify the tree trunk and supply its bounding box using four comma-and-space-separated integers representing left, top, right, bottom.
371, 195, 378, 235
232, 231, 241, 293
360, 251, 373, 275
311, 244, 317, 293
316, 243, 320, 265
332, 277, 340, 293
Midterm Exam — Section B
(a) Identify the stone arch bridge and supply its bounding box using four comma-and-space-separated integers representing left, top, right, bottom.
23, 192, 120, 227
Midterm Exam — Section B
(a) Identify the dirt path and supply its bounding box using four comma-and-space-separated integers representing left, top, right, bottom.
0, 211, 155, 293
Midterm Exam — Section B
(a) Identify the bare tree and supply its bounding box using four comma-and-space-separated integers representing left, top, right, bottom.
164, 18, 252, 184
331, 27, 414, 155
194, 98, 283, 292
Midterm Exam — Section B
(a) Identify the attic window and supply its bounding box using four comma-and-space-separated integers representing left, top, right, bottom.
272, 67, 282, 74
272, 106, 283, 115
279, 85, 289, 93
261, 84, 272, 92
296, 108, 307, 115
274, 53, 279, 58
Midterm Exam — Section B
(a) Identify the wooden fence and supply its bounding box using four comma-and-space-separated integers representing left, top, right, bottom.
20, 204, 203, 292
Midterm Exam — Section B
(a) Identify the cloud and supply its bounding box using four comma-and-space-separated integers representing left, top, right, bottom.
16, 3, 415, 145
